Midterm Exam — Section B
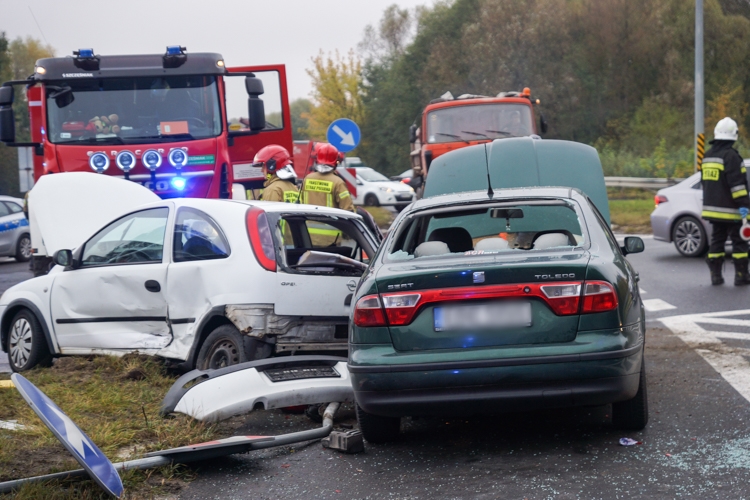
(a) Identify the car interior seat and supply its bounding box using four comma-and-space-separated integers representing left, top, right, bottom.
532, 232, 572, 250
474, 237, 509, 251
181, 236, 224, 259
414, 241, 451, 258
427, 227, 474, 253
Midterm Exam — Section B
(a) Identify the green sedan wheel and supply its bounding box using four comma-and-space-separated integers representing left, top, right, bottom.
356, 403, 400, 443
612, 358, 649, 430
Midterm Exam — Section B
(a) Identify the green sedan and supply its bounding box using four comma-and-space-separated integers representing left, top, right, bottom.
348, 138, 646, 443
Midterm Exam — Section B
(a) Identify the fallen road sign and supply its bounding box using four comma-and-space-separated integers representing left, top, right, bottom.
11, 373, 124, 498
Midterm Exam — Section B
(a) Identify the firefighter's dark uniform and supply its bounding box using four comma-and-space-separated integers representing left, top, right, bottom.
701, 140, 750, 285
261, 177, 299, 203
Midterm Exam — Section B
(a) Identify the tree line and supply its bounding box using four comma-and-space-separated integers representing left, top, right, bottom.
304, 0, 750, 179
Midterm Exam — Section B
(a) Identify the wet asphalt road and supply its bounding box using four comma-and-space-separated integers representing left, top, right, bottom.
180, 237, 750, 499
2, 239, 750, 497
0, 258, 31, 374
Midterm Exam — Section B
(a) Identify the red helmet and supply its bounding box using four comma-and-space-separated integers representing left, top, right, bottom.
253, 145, 292, 173
315, 143, 340, 167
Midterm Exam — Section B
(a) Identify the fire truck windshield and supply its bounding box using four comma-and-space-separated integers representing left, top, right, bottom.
426, 103, 533, 144
45, 75, 222, 145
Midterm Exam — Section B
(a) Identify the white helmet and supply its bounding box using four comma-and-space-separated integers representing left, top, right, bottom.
714, 117, 739, 141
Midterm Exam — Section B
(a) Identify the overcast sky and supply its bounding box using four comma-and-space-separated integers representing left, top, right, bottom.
2, 0, 429, 101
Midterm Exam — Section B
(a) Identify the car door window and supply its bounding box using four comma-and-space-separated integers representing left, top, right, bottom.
0, 203, 10, 217
277, 216, 374, 273
3, 202, 22, 214
81, 208, 169, 267
173, 208, 230, 262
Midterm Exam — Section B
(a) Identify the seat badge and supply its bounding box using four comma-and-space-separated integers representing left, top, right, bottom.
473, 271, 485, 284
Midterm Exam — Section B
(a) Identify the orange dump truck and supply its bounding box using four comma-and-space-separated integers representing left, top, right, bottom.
408, 88, 547, 195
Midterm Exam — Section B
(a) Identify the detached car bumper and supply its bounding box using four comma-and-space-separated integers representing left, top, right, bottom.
349, 345, 643, 418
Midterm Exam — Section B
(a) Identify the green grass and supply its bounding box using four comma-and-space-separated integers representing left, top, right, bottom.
362, 206, 395, 229
609, 199, 654, 232
0, 355, 227, 499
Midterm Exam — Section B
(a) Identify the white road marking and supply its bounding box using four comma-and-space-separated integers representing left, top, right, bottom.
660, 309, 750, 404
643, 298, 677, 312
0, 420, 25, 431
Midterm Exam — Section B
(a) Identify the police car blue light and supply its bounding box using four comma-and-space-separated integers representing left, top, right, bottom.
142, 150, 162, 170
170, 176, 187, 191
89, 152, 109, 173
76, 48, 94, 58
168, 148, 188, 168
166, 46, 183, 56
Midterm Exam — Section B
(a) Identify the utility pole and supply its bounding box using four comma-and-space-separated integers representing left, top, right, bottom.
695, 0, 704, 173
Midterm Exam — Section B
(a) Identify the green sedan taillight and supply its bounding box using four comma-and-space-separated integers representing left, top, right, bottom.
353, 281, 618, 328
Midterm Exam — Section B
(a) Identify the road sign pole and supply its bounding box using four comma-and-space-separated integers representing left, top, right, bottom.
695, 0, 704, 173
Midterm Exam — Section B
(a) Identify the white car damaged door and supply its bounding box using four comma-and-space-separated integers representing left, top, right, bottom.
50, 207, 172, 352
273, 215, 373, 317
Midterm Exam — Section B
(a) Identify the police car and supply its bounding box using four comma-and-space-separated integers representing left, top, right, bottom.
0, 195, 30, 262
1, 174, 380, 372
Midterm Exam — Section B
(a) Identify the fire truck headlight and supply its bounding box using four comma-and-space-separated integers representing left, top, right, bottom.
170, 177, 187, 191
142, 149, 162, 170
116, 151, 136, 172
168, 148, 188, 168
89, 152, 110, 173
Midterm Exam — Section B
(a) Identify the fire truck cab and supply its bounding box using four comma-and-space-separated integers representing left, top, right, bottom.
0, 47, 293, 199
408, 89, 548, 195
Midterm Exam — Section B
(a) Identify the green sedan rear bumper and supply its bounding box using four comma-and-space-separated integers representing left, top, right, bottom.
349, 344, 643, 418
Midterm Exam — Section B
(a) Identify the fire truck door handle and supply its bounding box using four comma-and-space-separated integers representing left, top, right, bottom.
145, 280, 161, 293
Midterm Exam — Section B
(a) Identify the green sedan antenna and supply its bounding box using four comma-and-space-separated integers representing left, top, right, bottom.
483, 143, 494, 199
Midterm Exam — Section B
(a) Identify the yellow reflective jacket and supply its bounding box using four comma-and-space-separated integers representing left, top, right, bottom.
261, 177, 299, 203
300, 171, 355, 212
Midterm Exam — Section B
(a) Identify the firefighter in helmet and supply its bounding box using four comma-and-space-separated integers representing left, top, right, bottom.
300, 143, 355, 212
702, 117, 750, 285
252, 145, 299, 203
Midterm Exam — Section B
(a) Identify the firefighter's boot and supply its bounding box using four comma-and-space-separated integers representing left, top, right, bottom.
734, 258, 750, 286
707, 257, 724, 285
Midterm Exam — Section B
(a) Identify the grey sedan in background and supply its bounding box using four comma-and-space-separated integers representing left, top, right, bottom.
0, 196, 30, 262
651, 172, 711, 257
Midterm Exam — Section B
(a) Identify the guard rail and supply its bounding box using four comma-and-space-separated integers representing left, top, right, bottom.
604, 177, 686, 189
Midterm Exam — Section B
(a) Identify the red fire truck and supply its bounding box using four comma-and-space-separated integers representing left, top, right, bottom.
0, 47, 293, 199
408, 88, 547, 194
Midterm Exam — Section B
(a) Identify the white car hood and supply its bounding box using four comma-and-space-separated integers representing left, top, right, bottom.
29, 173, 160, 254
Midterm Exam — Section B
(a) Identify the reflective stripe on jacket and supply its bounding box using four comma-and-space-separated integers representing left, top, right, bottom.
701, 141, 750, 222
260, 177, 299, 203
300, 171, 355, 212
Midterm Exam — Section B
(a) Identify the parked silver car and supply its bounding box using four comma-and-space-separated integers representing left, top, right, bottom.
0, 196, 30, 262
651, 173, 710, 257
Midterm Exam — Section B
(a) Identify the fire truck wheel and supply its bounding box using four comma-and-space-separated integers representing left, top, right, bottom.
364, 194, 379, 207
15, 234, 31, 262
196, 325, 248, 370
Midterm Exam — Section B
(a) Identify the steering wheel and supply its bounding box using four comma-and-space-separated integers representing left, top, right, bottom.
112, 249, 153, 264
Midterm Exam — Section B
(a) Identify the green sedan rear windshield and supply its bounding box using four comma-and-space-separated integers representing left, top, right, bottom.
388, 201, 586, 261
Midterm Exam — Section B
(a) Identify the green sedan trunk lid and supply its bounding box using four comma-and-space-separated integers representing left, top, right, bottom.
376, 251, 590, 351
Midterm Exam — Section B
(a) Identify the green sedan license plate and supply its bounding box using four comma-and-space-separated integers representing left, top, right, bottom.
434, 302, 532, 331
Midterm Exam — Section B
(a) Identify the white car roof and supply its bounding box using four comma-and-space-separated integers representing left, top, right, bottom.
0, 196, 23, 204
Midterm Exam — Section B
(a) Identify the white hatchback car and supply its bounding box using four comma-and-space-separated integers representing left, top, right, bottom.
346, 165, 415, 208
1, 175, 380, 372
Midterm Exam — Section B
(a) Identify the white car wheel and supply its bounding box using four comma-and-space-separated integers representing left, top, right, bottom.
7, 309, 51, 371
672, 216, 707, 257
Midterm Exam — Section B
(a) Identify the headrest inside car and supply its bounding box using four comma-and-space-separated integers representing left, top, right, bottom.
533, 232, 571, 250
414, 241, 450, 258
475, 237, 509, 251
427, 227, 473, 253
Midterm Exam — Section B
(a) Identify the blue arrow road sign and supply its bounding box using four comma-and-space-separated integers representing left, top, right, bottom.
326, 118, 361, 153
11, 373, 124, 498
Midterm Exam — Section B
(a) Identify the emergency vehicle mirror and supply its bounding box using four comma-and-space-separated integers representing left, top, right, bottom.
247, 97, 266, 132
540, 113, 549, 135
0, 86, 15, 143
409, 124, 418, 143
0, 86, 12, 106
50, 86, 74, 108
245, 76, 264, 96
622, 236, 644, 255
